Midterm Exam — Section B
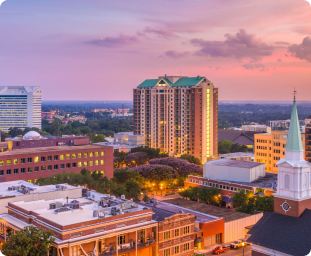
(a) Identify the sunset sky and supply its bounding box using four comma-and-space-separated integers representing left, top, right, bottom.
0, 0, 310, 101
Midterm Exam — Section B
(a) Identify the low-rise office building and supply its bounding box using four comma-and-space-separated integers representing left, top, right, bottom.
0, 132, 113, 183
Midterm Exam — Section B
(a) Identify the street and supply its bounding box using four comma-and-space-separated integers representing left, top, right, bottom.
207, 246, 251, 256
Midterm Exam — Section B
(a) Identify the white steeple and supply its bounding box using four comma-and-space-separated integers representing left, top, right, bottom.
276, 93, 311, 199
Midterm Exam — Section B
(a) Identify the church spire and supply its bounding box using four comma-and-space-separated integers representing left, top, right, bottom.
285, 89, 303, 152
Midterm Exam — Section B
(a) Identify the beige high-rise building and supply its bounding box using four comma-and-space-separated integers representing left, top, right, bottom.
255, 130, 305, 173
133, 75, 218, 162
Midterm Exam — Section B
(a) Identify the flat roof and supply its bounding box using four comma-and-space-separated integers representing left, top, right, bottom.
0, 144, 109, 156
0, 180, 78, 197
204, 158, 264, 169
10, 196, 149, 227
220, 152, 254, 158
164, 198, 250, 222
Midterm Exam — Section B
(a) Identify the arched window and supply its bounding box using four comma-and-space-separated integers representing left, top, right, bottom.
284, 174, 290, 189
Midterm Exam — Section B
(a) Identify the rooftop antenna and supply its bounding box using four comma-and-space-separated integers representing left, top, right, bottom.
293, 87, 297, 102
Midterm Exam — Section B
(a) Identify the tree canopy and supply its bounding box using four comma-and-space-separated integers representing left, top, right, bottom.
2, 226, 55, 256
179, 154, 202, 166
218, 140, 248, 154
235, 195, 274, 214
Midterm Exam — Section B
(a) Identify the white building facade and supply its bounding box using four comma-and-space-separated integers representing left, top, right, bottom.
0, 86, 41, 132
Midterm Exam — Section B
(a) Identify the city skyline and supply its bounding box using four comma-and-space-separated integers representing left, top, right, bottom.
0, 0, 310, 101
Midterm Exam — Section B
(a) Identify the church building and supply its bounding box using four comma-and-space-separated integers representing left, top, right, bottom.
247, 96, 311, 256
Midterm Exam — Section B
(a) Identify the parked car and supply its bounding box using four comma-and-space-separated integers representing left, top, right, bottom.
230, 240, 246, 249
212, 246, 227, 254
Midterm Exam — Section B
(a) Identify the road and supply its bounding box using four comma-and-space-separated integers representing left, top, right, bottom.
207, 246, 251, 256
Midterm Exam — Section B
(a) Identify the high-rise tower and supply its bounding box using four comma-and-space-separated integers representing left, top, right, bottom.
133, 75, 218, 162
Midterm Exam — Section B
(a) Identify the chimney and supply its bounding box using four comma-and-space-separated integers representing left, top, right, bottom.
66, 197, 68, 204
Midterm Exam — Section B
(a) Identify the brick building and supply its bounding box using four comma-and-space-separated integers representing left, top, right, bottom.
0, 131, 113, 183
133, 75, 218, 162
305, 115, 311, 163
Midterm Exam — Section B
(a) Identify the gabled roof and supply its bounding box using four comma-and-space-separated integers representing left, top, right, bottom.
247, 210, 311, 256
137, 76, 205, 88
218, 129, 260, 145
285, 100, 303, 152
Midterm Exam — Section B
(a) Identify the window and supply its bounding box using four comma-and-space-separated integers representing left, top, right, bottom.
164, 231, 170, 240
84, 153, 88, 158
6, 160, 11, 165
34, 157, 39, 163
216, 233, 222, 244
72, 154, 76, 159
118, 235, 125, 245
95, 160, 99, 165
219, 184, 223, 189
14, 169, 18, 174
95, 152, 99, 157
54, 155, 58, 161
164, 248, 170, 256
60, 164, 65, 169
41, 156, 46, 162
66, 154, 70, 159
78, 162, 82, 167
41, 166, 46, 171
285, 174, 290, 189
28, 167, 32, 173
183, 243, 190, 251
183, 226, 190, 235
0, 160, 3, 166
21, 168, 26, 173
6, 169, 11, 175
48, 165, 52, 171
28, 158, 32, 163
84, 161, 88, 166
175, 229, 179, 237
27, 180, 32, 183
60, 155, 64, 160
72, 163, 77, 168
100, 160, 105, 165
34, 167, 39, 172
0, 170, 3, 176
48, 156, 52, 161
175, 246, 179, 254
101, 151, 105, 156
54, 165, 58, 170
13, 159, 18, 165
90, 152, 94, 157
90, 161, 94, 166
78, 153, 82, 158
101, 171, 105, 175
66, 163, 71, 168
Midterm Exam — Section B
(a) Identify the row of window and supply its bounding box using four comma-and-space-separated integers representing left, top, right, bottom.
0, 152, 105, 166
163, 226, 190, 241
189, 179, 252, 193
163, 243, 190, 256
0, 160, 105, 175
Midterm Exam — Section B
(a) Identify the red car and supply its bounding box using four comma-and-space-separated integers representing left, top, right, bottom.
212, 246, 227, 254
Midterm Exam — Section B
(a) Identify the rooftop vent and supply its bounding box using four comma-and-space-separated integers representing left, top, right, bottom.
54, 207, 71, 214
50, 202, 63, 210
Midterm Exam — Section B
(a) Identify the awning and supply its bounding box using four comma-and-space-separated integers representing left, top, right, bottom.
228, 197, 232, 203
222, 195, 229, 202
194, 237, 203, 244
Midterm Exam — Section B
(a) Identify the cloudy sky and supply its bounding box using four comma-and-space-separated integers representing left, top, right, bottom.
0, 0, 310, 101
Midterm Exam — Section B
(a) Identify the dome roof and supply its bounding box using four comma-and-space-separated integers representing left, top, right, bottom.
23, 130, 41, 139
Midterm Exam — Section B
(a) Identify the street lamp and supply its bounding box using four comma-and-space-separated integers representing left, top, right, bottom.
160, 185, 163, 197
242, 242, 246, 256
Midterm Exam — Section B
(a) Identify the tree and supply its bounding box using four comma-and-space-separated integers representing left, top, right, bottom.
179, 154, 202, 166
232, 189, 254, 208
130, 146, 168, 160
8, 127, 23, 137
143, 194, 149, 203
2, 226, 55, 256
91, 134, 108, 143
113, 151, 127, 168
149, 157, 203, 177
124, 152, 148, 167
125, 180, 141, 201
131, 164, 177, 185
113, 168, 142, 184
236, 195, 274, 214
218, 140, 233, 154
231, 143, 248, 153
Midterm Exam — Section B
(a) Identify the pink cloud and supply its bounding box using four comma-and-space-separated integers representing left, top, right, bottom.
288, 36, 311, 62
164, 50, 189, 59
87, 34, 139, 47
190, 29, 275, 61
142, 27, 177, 38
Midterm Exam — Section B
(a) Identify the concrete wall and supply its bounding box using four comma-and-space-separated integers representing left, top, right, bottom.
224, 213, 263, 243
204, 163, 265, 183
0, 187, 82, 214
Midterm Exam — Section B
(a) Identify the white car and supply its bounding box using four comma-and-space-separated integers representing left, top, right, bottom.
230, 240, 246, 249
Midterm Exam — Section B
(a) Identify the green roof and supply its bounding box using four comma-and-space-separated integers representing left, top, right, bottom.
285, 100, 303, 152
137, 76, 204, 88
137, 79, 159, 88
172, 77, 203, 87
